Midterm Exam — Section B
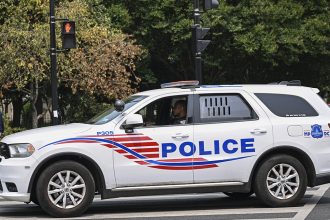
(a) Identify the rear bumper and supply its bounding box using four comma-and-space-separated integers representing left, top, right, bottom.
314, 172, 330, 186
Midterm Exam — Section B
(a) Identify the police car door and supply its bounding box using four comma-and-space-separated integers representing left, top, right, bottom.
192, 91, 273, 184
113, 94, 194, 187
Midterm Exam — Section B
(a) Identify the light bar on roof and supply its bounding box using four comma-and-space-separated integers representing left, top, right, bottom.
161, 80, 199, 89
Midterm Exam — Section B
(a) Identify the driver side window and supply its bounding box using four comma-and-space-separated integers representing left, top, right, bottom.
136, 95, 188, 127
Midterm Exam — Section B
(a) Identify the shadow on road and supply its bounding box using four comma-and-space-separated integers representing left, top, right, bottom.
0, 193, 316, 218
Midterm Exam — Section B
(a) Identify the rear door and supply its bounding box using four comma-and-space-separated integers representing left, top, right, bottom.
192, 90, 273, 183
254, 91, 330, 174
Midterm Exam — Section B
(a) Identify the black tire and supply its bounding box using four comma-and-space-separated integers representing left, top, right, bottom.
30, 197, 39, 206
223, 191, 254, 198
254, 154, 307, 207
36, 161, 95, 217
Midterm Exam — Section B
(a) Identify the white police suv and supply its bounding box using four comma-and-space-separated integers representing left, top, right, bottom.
0, 81, 330, 217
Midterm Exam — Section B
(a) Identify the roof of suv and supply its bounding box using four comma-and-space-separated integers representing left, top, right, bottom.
135, 84, 318, 97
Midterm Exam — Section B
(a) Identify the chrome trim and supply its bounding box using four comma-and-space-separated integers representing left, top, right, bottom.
113, 182, 244, 192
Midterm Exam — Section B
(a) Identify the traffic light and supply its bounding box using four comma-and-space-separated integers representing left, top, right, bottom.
61, 21, 76, 49
192, 26, 210, 54
204, 0, 219, 11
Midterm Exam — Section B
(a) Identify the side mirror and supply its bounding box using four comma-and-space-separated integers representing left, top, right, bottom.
114, 100, 125, 112
123, 114, 144, 129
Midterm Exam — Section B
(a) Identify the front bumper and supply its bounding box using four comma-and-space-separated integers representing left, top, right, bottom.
0, 156, 37, 202
0, 192, 30, 202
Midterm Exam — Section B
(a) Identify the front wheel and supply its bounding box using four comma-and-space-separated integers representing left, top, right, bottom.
254, 154, 307, 207
36, 161, 95, 217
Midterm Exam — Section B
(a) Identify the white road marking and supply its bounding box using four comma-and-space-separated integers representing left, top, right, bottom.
292, 183, 330, 220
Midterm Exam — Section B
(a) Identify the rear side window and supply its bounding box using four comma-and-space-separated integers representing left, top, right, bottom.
198, 94, 257, 122
255, 93, 318, 117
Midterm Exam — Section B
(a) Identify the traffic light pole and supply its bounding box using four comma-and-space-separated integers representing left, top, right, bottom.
192, 0, 218, 84
49, 0, 59, 125
193, 0, 203, 84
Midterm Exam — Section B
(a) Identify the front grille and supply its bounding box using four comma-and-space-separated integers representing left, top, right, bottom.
0, 143, 10, 159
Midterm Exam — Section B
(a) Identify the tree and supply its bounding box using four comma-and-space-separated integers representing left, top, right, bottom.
56, 0, 144, 99
203, 0, 330, 88
0, 0, 144, 128
101, 0, 194, 86
102, 0, 330, 95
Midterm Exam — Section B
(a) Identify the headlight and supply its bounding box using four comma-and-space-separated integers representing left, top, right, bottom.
8, 143, 35, 158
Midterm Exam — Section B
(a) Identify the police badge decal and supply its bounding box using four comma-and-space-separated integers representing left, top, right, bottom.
311, 124, 323, 139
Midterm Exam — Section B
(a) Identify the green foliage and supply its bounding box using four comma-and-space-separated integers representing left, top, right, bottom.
103, 0, 329, 93
101, 0, 194, 85
3, 115, 25, 136
202, 0, 330, 86
60, 90, 111, 123
0, 0, 144, 127
56, 0, 144, 99
0, 0, 329, 129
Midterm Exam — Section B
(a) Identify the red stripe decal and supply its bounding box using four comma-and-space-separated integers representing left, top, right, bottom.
124, 155, 138, 159
116, 148, 159, 154
107, 137, 152, 142
101, 144, 116, 148
122, 142, 159, 147
194, 164, 218, 169
135, 161, 149, 165
149, 164, 217, 170
140, 154, 159, 158
149, 166, 194, 170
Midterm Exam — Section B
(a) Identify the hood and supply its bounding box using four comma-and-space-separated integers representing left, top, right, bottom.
2, 123, 92, 144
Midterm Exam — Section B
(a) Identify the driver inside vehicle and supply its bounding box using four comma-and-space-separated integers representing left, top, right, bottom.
171, 100, 187, 125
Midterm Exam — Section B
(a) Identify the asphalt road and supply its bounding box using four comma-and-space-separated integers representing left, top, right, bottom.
0, 184, 330, 220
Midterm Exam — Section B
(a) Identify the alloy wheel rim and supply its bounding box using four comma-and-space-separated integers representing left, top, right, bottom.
47, 170, 86, 209
266, 163, 300, 200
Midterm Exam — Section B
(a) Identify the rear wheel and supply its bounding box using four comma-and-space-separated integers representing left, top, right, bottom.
36, 161, 95, 217
254, 154, 307, 207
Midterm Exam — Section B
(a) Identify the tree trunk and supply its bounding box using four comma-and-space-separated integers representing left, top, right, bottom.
12, 94, 23, 127
30, 81, 39, 129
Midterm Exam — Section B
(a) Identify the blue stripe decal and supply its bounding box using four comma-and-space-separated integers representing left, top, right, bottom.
145, 156, 253, 166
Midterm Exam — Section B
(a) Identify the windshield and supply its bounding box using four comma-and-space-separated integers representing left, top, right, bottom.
86, 95, 147, 125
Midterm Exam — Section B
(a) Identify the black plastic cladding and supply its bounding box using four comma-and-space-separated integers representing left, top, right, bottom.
0, 143, 10, 159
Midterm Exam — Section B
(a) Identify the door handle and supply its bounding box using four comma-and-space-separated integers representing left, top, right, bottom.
250, 129, 267, 135
172, 133, 189, 139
